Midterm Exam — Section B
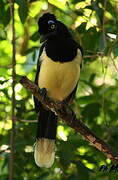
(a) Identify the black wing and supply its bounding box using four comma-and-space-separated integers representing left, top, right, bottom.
34, 43, 45, 113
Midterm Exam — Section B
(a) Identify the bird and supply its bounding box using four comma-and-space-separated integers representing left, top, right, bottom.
34, 13, 83, 168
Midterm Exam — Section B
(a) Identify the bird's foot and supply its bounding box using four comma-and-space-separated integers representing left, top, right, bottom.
40, 88, 47, 101
61, 99, 68, 106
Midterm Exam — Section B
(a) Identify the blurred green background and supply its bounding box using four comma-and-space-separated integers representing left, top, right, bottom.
0, 0, 118, 179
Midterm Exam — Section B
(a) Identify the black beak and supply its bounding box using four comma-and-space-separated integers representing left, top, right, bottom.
40, 31, 57, 43
40, 34, 48, 43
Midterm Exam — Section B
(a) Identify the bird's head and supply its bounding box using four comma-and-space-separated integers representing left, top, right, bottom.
38, 13, 71, 43
38, 13, 57, 43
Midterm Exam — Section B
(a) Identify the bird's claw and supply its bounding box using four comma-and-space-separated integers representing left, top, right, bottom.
39, 88, 47, 101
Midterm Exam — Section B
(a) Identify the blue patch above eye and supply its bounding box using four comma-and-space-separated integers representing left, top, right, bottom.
48, 20, 55, 25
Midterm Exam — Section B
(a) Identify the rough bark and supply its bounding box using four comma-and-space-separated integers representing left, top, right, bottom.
20, 76, 118, 163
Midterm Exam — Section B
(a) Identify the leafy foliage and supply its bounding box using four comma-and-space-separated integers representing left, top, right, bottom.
0, 0, 118, 179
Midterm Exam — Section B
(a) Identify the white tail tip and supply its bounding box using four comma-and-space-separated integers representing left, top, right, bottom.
34, 138, 55, 168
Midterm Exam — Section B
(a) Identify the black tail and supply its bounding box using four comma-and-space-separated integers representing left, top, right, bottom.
34, 105, 57, 168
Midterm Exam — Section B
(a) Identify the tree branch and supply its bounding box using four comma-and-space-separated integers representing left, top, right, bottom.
20, 76, 118, 163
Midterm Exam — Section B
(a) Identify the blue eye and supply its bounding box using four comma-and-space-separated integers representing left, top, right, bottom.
48, 20, 56, 29
48, 20, 55, 25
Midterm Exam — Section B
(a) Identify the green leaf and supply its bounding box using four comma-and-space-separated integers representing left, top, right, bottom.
1, 89, 10, 99
0, 80, 8, 84
0, 1, 11, 26
82, 103, 101, 121
30, 32, 39, 41
15, 74, 24, 83
82, 27, 101, 52
76, 161, 90, 180
71, 0, 85, 4
76, 22, 87, 34
58, 140, 75, 167
89, 73, 96, 84
36, 172, 50, 180
78, 95, 98, 104
16, 0, 28, 23
25, 46, 39, 54
113, 45, 118, 57
91, 1, 103, 24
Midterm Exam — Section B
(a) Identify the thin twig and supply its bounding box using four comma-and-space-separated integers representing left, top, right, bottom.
20, 76, 118, 163
9, 0, 16, 179
84, 54, 99, 58
15, 117, 37, 123
0, 65, 13, 68
111, 57, 118, 72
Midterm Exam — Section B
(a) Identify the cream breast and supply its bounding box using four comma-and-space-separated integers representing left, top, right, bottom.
38, 48, 82, 101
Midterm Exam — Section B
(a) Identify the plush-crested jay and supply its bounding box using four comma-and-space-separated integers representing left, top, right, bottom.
34, 13, 83, 168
